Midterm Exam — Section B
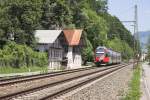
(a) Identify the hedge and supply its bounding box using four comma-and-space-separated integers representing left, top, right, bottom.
0, 42, 48, 67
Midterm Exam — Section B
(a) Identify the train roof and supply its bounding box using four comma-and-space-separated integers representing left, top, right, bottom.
96, 46, 107, 49
96, 46, 121, 54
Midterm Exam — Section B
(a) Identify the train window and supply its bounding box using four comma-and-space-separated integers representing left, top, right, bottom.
96, 48, 104, 52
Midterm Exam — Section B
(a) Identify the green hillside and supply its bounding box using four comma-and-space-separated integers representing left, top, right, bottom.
0, 0, 140, 66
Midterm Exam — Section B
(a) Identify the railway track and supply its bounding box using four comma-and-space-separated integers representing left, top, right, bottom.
41, 65, 126, 100
0, 66, 99, 86
0, 63, 130, 100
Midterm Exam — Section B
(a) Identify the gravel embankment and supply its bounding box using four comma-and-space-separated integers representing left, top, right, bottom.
12, 67, 120, 100
0, 67, 109, 97
54, 64, 133, 100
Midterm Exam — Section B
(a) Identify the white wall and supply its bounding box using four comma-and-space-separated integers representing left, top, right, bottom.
67, 46, 82, 69
73, 53, 82, 68
48, 61, 61, 70
67, 46, 74, 69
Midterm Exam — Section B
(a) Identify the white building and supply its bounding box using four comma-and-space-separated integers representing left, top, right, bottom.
35, 29, 83, 69
141, 53, 147, 61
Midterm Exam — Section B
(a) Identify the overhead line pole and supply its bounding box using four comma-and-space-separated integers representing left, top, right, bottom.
134, 5, 138, 41
120, 5, 138, 67
134, 4, 139, 66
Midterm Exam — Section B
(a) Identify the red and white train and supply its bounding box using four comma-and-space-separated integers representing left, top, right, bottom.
94, 46, 121, 66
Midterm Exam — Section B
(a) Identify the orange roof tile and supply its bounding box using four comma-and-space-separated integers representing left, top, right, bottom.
63, 29, 82, 46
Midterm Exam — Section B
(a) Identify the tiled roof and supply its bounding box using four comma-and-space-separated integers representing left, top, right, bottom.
63, 29, 82, 46
35, 30, 62, 44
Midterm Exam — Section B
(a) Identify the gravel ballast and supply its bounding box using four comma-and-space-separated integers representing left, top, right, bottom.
54, 64, 133, 100
0, 67, 107, 97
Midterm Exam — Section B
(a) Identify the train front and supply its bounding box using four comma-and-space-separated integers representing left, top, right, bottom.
94, 47, 109, 66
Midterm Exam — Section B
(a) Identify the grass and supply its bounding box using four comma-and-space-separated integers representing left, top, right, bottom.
123, 64, 141, 100
0, 66, 48, 74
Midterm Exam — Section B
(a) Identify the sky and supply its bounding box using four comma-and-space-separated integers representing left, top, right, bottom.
108, 0, 150, 33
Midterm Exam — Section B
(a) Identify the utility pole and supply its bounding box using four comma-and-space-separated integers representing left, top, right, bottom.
134, 5, 140, 64
134, 5, 138, 40
121, 5, 139, 67
134, 4, 139, 66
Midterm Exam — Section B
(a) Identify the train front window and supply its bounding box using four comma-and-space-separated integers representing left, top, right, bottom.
96, 48, 104, 52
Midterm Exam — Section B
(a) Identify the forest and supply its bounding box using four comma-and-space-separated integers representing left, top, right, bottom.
0, 0, 140, 67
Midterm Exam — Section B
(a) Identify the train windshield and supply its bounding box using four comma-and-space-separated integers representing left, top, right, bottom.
96, 48, 104, 53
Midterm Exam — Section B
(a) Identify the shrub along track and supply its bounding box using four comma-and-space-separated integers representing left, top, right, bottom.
0, 64, 129, 100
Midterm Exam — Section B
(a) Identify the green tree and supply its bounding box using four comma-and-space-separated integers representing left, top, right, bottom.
82, 36, 94, 65
83, 9, 108, 49
0, 0, 43, 47
108, 38, 133, 60
0, 0, 136, 63
101, 14, 134, 48
41, 0, 74, 29
0, 42, 48, 67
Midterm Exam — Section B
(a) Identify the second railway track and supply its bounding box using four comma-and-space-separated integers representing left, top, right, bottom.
0, 63, 130, 100
0, 66, 98, 85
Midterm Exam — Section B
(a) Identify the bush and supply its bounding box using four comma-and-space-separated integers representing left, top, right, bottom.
0, 42, 48, 67
82, 38, 94, 65
123, 65, 141, 100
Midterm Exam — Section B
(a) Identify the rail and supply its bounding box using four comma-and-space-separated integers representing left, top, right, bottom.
0, 63, 131, 100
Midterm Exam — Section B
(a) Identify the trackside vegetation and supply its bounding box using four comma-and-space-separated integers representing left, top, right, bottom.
0, 42, 48, 73
123, 65, 141, 100
0, 66, 48, 74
